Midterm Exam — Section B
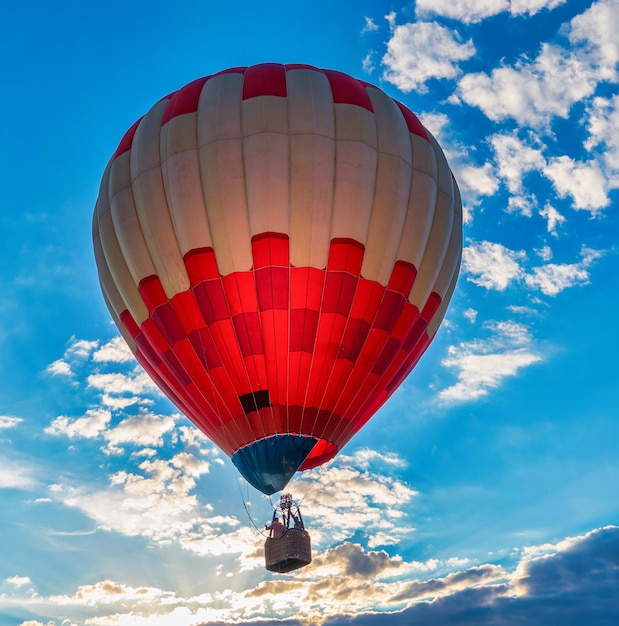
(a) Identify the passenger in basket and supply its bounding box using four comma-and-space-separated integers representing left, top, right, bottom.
265, 517, 285, 538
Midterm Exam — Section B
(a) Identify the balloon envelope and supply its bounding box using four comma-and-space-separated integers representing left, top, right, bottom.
93, 63, 462, 495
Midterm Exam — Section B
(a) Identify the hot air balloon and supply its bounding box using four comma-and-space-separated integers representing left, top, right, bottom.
92, 63, 462, 500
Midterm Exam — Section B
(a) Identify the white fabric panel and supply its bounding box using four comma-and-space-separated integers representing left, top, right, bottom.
108, 148, 157, 287
131, 99, 190, 297
198, 72, 244, 144
331, 140, 377, 244
431, 208, 461, 300
367, 87, 412, 164
199, 138, 252, 274
334, 103, 377, 144
362, 153, 412, 284
97, 202, 149, 324
161, 113, 213, 256
408, 185, 454, 308
243, 132, 290, 238
287, 68, 336, 268
428, 264, 460, 337
242, 96, 289, 238
102, 286, 138, 355
198, 75, 252, 274
286, 68, 335, 136
396, 134, 438, 269
289, 133, 335, 268
242, 94, 288, 135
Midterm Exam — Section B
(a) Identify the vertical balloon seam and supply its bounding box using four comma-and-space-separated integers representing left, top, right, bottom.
191, 72, 264, 450
241, 69, 282, 446
191, 72, 258, 449
289, 68, 337, 462
159, 82, 242, 451
199, 69, 272, 450
333, 117, 454, 449
295, 67, 338, 450
313, 90, 422, 453
311, 83, 408, 450
135, 96, 236, 447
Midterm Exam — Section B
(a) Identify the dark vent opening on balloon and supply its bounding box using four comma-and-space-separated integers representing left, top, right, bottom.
239, 390, 271, 414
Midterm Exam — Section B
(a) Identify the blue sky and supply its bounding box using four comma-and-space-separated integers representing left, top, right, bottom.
1, 0, 618, 624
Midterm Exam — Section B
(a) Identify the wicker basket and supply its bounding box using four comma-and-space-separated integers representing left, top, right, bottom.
265, 528, 312, 573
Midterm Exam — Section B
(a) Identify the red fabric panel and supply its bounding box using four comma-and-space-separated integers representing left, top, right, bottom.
327, 239, 364, 273
120, 310, 140, 340
188, 328, 222, 369
290, 267, 324, 309
222, 272, 259, 317
194, 279, 230, 324
260, 309, 289, 407
394, 101, 430, 141
171, 290, 206, 335
242, 63, 287, 99
421, 291, 442, 322
290, 308, 319, 353
324, 70, 373, 112
140, 318, 170, 359
252, 232, 289, 268
255, 267, 289, 311
322, 272, 357, 315
403, 317, 429, 352
288, 351, 313, 408
349, 280, 384, 321
114, 117, 142, 158
184, 248, 219, 284
338, 318, 370, 362
388, 260, 417, 295
152, 303, 186, 346
233, 312, 263, 356
285, 63, 320, 72
374, 291, 406, 333
213, 66, 247, 77
161, 76, 209, 125
138, 275, 168, 312
372, 336, 401, 377
298, 439, 338, 470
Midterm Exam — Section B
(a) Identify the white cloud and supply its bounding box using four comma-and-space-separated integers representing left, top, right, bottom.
440, 321, 542, 402
92, 336, 134, 363
46, 359, 73, 377
458, 42, 597, 128
511, 0, 567, 16
454, 162, 500, 199
539, 204, 566, 236
298, 455, 418, 548
491, 133, 546, 195
463, 241, 603, 296
382, 22, 475, 92
463, 241, 526, 290
524, 247, 604, 295
415, 0, 565, 23
45, 408, 111, 440
5, 575, 32, 587
0, 415, 22, 429
361, 16, 379, 33
65, 338, 99, 359
416, 0, 509, 24
568, 0, 619, 83
103, 412, 177, 453
585, 94, 619, 186
0, 460, 37, 490
456, 1, 619, 128
543, 155, 610, 213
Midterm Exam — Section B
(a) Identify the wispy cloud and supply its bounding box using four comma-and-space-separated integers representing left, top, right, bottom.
439, 321, 542, 402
